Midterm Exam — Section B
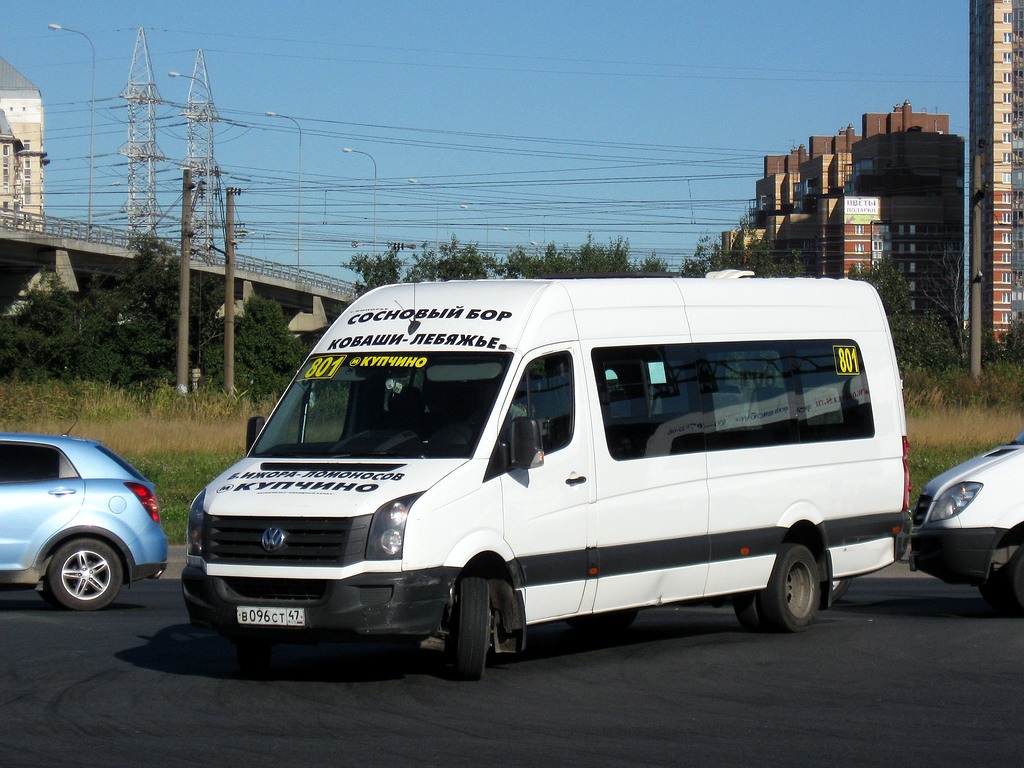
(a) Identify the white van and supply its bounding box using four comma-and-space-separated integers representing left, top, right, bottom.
182, 276, 910, 679
910, 433, 1024, 613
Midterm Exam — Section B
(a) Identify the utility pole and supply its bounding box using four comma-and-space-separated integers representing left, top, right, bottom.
176, 168, 193, 394
224, 187, 239, 395
970, 143, 985, 381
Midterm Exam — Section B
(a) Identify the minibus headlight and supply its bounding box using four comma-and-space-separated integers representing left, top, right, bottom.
367, 495, 419, 560
928, 482, 983, 523
187, 491, 206, 557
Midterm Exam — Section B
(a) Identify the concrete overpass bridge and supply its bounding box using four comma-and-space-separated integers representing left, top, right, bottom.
0, 211, 354, 333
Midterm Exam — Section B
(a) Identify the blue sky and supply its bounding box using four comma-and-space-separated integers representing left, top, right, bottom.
3, 1, 966, 282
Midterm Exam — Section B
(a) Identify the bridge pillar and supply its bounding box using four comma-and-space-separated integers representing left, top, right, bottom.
288, 295, 329, 333
23, 249, 80, 294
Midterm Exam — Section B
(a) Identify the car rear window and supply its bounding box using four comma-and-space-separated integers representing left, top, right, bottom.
95, 444, 147, 481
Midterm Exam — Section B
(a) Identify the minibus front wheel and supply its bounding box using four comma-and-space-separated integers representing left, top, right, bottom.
452, 575, 491, 680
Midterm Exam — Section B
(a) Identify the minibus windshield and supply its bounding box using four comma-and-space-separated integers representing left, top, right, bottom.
250, 352, 512, 459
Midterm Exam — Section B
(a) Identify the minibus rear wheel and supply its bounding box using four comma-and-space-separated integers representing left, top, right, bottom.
759, 543, 819, 632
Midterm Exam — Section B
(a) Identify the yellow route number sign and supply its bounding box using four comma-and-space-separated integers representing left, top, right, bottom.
303, 355, 347, 380
833, 345, 861, 376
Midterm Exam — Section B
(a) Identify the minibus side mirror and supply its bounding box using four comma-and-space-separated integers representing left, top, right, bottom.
509, 417, 544, 469
246, 416, 266, 453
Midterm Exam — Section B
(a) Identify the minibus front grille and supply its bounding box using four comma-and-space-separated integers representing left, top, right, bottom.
912, 496, 932, 526
221, 577, 328, 601
205, 514, 372, 565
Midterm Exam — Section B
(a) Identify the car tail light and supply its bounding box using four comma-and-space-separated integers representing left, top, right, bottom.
126, 482, 161, 523
902, 436, 911, 512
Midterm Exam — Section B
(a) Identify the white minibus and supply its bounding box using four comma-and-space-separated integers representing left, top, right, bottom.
182, 276, 910, 679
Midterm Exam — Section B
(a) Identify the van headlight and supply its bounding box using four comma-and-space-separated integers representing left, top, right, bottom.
928, 482, 983, 523
366, 495, 420, 560
187, 490, 206, 556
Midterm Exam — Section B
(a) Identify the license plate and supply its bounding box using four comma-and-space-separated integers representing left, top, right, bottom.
236, 606, 306, 627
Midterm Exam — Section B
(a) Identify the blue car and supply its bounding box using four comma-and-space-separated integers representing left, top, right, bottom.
0, 433, 168, 610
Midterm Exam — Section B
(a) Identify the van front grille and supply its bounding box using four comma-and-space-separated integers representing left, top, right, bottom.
222, 577, 328, 601
205, 514, 372, 565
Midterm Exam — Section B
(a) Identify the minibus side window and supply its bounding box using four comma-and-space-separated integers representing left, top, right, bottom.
701, 340, 874, 450
592, 345, 703, 460
791, 341, 874, 442
702, 345, 797, 450
508, 352, 574, 454
593, 340, 875, 460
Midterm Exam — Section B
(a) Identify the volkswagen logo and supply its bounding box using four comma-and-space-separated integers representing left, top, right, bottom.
261, 526, 287, 553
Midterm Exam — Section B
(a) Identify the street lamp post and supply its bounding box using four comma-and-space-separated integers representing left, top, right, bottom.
342, 147, 377, 255
48, 23, 95, 229
459, 203, 491, 252
408, 178, 439, 248
265, 111, 303, 269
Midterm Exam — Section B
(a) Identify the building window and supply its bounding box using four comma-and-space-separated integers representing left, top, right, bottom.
854, 224, 866, 235
1004, 173, 1014, 184
910, 262, 916, 273
855, 243, 865, 254
1004, 93, 1014, 103
1004, 33, 1013, 43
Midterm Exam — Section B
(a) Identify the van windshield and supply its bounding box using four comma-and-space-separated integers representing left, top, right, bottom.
250, 352, 512, 459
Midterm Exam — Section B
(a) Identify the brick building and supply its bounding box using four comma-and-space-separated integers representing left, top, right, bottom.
746, 102, 964, 320
970, 0, 1023, 332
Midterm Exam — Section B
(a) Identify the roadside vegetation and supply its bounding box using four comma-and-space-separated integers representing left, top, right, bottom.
2, 231, 1023, 543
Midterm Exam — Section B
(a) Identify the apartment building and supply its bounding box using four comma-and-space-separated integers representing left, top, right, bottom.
748, 102, 964, 321
0, 56, 45, 218
970, 0, 1022, 332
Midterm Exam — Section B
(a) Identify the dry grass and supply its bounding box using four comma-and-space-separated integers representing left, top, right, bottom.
0, 417, 249, 455
907, 408, 1023, 450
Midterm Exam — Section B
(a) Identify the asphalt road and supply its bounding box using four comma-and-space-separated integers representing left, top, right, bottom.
1, 562, 1021, 768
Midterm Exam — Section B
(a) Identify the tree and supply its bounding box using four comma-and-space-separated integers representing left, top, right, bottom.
502, 236, 666, 277
0, 273, 81, 380
848, 258, 911, 318
345, 245, 405, 296
576, 235, 632, 273
406, 236, 500, 282
1000, 320, 1024, 366
234, 295, 308, 399
503, 243, 576, 278
849, 258, 959, 371
681, 231, 802, 277
108, 235, 183, 385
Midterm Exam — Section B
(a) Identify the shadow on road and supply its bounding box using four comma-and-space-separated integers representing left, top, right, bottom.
112, 605, 749, 683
